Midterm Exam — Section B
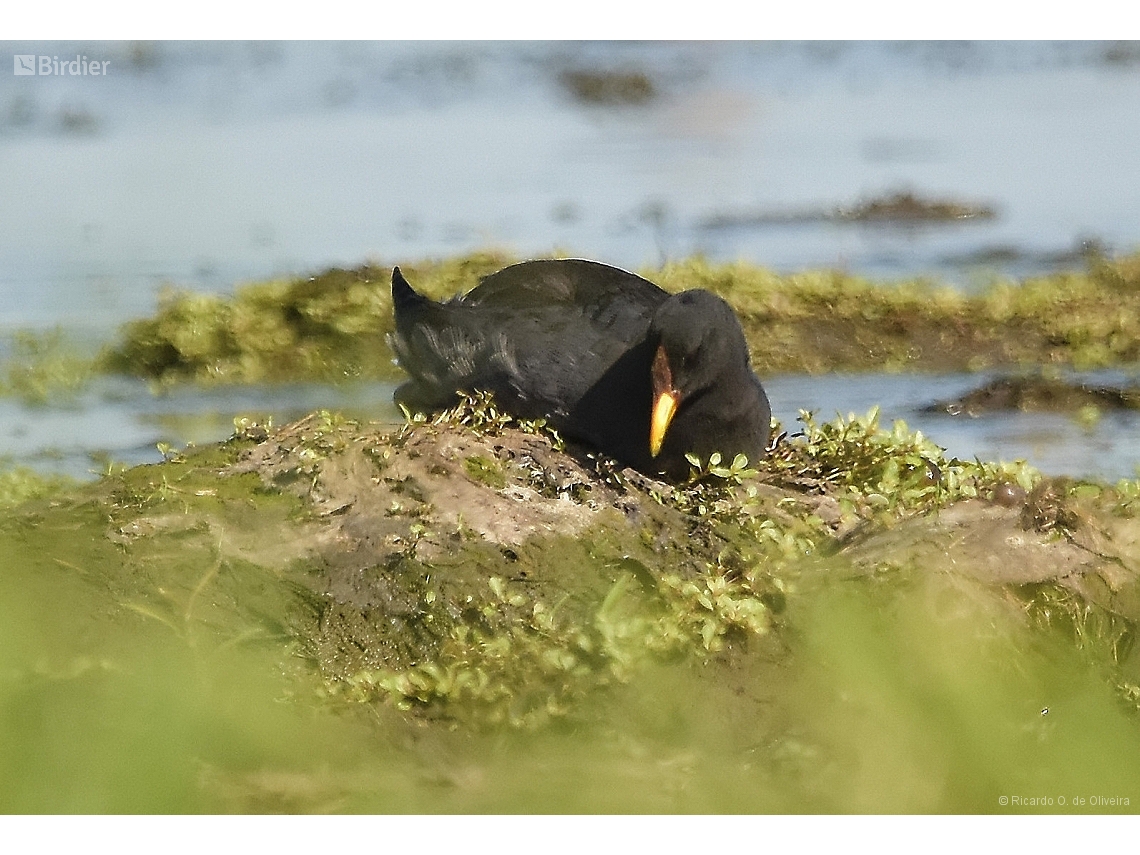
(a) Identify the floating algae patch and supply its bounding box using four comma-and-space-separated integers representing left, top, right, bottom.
99, 249, 1140, 388
559, 68, 658, 106
2, 395, 1140, 811
649, 250, 1140, 374
700, 189, 997, 229
924, 372, 1140, 417
0, 328, 95, 404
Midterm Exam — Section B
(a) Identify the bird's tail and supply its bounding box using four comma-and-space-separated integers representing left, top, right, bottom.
391, 266, 430, 313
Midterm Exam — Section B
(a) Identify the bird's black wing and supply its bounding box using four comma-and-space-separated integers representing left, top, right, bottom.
391, 261, 664, 419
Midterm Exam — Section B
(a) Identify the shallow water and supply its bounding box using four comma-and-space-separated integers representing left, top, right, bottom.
767, 370, 1140, 483
5, 369, 1139, 483
4, 41, 1140, 328
0, 376, 398, 478
2, 40, 1140, 479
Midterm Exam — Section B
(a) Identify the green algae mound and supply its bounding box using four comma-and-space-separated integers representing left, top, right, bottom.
95, 250, 1140, 387
2, 395, 1140, 812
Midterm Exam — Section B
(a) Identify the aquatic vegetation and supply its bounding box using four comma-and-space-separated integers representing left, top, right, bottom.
0, 328, 94, 404
836, 190, 997, 222
312, 395, 1101, 735
101, 249, 1140, 384
559, 68, 657, 105
701, 189, 997, 229
764, 406, 1038, 523
344, 564, 772, 729
684, 450, 758, 485
924, 372, 1140, 417
306, 392, 780, 727
651, 250, 1140, 373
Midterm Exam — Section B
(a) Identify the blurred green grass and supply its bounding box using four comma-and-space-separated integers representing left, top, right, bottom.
3, 503, 1138, 813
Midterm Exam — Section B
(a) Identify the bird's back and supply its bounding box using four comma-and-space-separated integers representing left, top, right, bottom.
457, 259, 664, 313
390, 260, 667, 418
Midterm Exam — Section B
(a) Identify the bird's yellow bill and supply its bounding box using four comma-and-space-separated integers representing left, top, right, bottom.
649, 389, 679, 458
649, 344, 679, 458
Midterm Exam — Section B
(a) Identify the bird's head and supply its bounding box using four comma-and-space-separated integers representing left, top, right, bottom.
647, 290, 750, 458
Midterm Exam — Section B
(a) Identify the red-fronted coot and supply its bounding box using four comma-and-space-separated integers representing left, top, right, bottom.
389, 259, 771, 481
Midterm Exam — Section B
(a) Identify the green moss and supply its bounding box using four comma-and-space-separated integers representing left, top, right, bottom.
649, 251, 1140, 373
99, 249, 1140, 386
463, 455, 507, 489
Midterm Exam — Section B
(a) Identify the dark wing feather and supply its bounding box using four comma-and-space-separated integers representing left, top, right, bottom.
390, 261, 666, 419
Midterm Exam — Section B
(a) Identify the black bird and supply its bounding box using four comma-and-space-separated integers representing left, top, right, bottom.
389, 259, 771, 481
